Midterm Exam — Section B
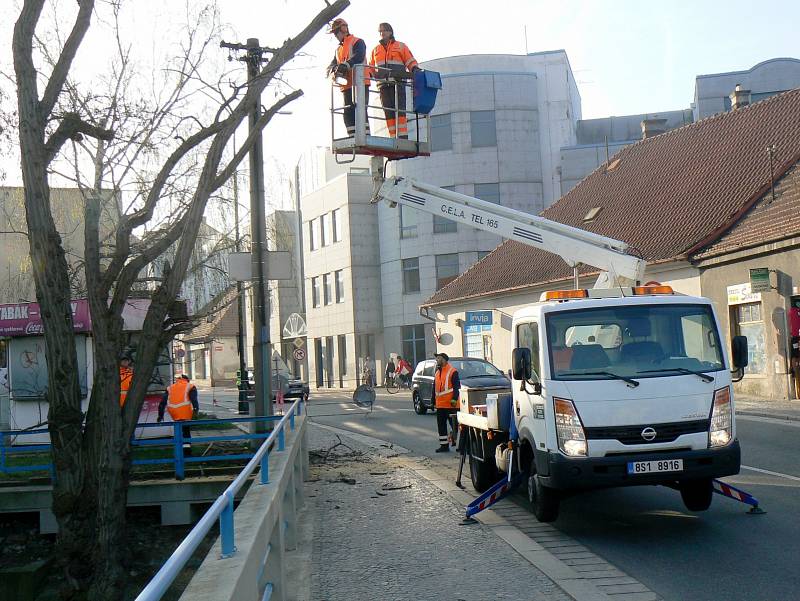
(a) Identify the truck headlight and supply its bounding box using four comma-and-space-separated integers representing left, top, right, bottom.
709, 386, 732, 448
554, 398, 587, 456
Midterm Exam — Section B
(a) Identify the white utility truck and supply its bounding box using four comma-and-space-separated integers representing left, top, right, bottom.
371, 158, 747, 522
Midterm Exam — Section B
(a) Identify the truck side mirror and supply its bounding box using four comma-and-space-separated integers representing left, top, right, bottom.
512, 347, 531, 381
731, 335, 748, 382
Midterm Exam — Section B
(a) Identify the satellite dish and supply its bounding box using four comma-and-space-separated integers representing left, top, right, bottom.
283, 313, 307, 338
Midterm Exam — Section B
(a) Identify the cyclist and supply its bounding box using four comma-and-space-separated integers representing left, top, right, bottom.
395, 355, 412, 388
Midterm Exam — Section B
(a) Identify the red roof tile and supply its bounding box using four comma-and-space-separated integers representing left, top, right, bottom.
425, 88, 800, 306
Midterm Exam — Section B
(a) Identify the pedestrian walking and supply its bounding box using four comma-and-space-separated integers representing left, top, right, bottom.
158, 374, 199, 458
326, 18, 370, 137
432, 352, 460, 453
369, 22, 419, 138
385, 356, 396, 386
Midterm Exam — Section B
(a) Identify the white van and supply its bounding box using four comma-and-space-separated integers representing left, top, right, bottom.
485, 290, 746, 522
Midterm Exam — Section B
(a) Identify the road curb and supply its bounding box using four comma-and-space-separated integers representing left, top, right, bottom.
736, 409, 800, 422
309, 422, 657, 601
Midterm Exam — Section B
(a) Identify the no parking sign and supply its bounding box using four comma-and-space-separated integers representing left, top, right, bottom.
293, 347, 306, 361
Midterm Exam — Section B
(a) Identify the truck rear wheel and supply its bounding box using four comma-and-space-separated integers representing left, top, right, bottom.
528, 472, 559, 522
469, 452, 499, 493
680, 478, 713, 511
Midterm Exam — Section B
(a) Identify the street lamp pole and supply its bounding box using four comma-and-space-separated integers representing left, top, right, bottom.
221, 37, 274, 422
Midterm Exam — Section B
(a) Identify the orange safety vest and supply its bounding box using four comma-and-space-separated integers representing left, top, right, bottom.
119, 366, 133, 407
369, 40, 418, 85
434, 363, 457, 409
166, 379, 195, 421
335, 34, 369, 90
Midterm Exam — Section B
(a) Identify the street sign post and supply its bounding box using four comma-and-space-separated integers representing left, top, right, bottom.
749, 268, 771, 293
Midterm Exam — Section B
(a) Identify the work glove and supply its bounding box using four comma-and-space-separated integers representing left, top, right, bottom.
411, 66, 421, 73
335, 62, 349, 77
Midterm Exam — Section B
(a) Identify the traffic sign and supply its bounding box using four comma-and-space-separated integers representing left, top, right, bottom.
293, 348, 306, 361
293, 337, 305, 349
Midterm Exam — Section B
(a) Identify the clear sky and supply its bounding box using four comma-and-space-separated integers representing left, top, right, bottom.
2, 0, 799, 205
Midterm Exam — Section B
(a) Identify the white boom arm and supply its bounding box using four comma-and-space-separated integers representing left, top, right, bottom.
373, 170, 645, 288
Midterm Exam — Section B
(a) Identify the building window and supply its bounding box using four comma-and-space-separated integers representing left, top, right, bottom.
311, 277, 320, 308
309, 218, 319, 251
323, 273, 333, 305
320, 213, 328, 247
335, 269, 345, 303
733, 302, 766, 374
435, 253, 459, 290
430, 113, 452, 152
400, 205, 418, 239
402, 324, 427, 366
402, 257, 420, 294
470, 110, 497, 148
474, 182, 500, 204
433, 186, 458, 234
332, 208, 342, 242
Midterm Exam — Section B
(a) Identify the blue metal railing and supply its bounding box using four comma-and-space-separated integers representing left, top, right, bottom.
0, 413, 293, 481
134, 398, 303, 601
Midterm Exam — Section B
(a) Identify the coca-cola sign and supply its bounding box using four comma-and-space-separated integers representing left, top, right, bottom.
0, 300, 92, 336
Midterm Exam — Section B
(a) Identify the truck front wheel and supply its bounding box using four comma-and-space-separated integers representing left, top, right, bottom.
528, 472, 560, 522
680, 478, 713, 512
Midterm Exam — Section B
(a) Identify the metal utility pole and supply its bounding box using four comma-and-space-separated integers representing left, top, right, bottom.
232, 169, 250, 414
221, 37, 274, 422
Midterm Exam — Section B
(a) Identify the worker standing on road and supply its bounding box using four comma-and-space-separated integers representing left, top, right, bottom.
158, 374, 199, 457
369, 22, 419, 138
432, 352, 460, 453
118, 354, 134, 407
326, 18, 370, 137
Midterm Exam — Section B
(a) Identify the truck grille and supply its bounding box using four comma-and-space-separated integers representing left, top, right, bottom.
584, 419, 709, 445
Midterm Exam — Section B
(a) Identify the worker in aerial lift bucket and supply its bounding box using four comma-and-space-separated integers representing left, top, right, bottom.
432, 352, 460, 452
369, 22, 419, 139
326, 18, 370, 137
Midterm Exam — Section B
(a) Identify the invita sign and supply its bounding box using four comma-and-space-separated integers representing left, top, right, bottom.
465, 310, 493, 327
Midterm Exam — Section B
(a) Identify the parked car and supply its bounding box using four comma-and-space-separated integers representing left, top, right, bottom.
272, 373, 310, 402
410, 357, 510, 414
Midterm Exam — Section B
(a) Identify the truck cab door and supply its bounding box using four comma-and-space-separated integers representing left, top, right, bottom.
513, 322, 546, 447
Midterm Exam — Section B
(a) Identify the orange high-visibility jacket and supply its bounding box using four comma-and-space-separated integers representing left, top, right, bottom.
119, 366, 133, 407
335, 34, 369, 90
434, 363, 458, 409
369, 40, 418, 87
166, 379, 195, 421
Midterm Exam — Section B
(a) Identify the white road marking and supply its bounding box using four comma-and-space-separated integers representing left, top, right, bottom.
741, 464, 800, 482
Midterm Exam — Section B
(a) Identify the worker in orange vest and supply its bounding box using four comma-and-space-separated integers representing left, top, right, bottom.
326, 18, 370, 137
369, 22, 419, 139
158, 374, 199, 456
432, 352, 460, 453
119, 354, 133, 407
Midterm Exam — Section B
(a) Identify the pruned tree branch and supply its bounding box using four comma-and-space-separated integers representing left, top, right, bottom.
44, 111, 114, 163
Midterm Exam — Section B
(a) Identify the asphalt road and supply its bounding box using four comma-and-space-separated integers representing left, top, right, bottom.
201, 387, 800, 601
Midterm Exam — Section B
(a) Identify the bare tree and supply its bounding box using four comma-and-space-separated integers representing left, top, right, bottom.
10, 0, 348, 598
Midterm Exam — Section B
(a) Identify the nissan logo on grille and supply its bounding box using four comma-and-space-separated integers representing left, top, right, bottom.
641, 427, 657, 442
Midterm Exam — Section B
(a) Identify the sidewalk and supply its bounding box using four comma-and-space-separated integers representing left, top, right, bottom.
295, 424, 572, 601
735, 397, 800, 422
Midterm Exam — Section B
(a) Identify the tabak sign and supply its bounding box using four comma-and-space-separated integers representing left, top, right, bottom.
0, 300, 92, 336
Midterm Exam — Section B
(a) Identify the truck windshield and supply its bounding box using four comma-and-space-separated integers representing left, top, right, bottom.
545, 303, 724, 381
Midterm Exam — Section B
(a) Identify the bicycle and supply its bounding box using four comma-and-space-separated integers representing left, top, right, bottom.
386, 372, 402, 394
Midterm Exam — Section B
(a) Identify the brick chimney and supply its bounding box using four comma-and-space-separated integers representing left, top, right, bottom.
729, 83, 751, 110
641, 118, 668, 140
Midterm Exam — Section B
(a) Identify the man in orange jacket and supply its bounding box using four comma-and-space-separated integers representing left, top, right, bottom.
158, 374, 199, 457
369, 22, 419, 139
119, 354, 133, 407
327, 18, 370, 137
432, 352, 460, 453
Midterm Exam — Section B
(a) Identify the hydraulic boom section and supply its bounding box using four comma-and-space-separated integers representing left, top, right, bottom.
370, 158, 645, 288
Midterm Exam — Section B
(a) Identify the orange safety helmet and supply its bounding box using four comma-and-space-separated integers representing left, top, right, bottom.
328, 18, 348, 34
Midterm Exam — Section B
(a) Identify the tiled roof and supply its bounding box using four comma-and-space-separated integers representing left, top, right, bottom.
425, 88, 800, 306
182, 286, 240, 342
